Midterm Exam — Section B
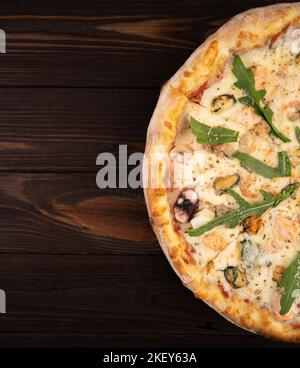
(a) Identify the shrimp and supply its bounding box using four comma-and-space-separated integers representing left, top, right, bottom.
239, 175, 262, 200
281, 101, 300, 110
260, 184, 280, 197
201, 231, 228, 251
234, 105, 262, 127
278, 62, 297, 79
252, 64, 270, 90
238, 123, 277, 166
280, 100, 300, 121
267, 215, 299, 253
239, 123, 271, 153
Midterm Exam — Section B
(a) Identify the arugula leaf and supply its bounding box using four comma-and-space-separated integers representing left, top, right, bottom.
233, 151, 291, 179
280, 253, 300, 316
232, 55, 290, 143
187, 183, 299, 237
295, 127, 300, 145
190, 117, 239, 144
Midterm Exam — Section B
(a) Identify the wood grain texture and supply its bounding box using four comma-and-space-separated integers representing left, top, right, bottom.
0, 254, 295, 348
0, 0, 295, 348
0, 0, 287, 87
0, 173, 157, 254
0, 88, 155, 172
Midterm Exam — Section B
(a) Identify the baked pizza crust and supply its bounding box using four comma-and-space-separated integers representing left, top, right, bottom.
143, 3, 300, 342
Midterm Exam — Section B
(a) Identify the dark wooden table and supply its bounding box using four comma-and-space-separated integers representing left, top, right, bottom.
0, 0, 298, 348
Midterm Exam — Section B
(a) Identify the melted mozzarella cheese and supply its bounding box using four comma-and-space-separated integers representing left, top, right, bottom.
170, 26, 300, 317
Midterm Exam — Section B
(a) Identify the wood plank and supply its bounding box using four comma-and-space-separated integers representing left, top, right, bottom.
0, 0, 292, 349
0, 254, 235, 336
0, 173, 158, 254
0, 0, 279, 16
0, 255, 263, 339
0, 88, 155, 172
0, 254, 294, 348
0, 0, 281, 87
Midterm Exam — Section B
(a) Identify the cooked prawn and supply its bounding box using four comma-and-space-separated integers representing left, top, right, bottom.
234, 105, 262, 127
239, 175, 262, 200
238, 123, 277, 166
267, 215, 299, 253
252, 64, 270, 90
201, 231, 228, 251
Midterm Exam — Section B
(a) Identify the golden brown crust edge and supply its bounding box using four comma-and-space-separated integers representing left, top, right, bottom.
143, 3, 300, 342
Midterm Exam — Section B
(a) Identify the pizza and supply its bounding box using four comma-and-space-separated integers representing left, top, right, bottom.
143, 3, 300, 342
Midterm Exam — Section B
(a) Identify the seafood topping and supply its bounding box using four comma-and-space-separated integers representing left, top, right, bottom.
174, 189, 198, 224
